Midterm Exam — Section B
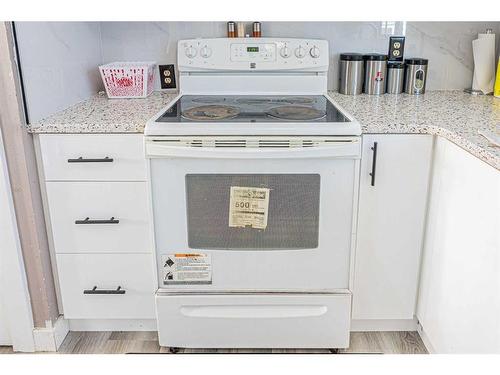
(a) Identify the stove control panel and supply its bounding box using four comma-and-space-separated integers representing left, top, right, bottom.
178, 38, 328, 72
230, 43, 276, 62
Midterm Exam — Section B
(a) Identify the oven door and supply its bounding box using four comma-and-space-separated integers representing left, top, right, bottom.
147, 137, 360, 292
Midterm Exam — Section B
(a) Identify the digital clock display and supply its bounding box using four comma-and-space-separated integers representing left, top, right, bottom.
247, 47, 259, 53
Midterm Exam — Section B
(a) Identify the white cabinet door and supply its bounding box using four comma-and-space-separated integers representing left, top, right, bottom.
352, 134, 433, 321
417, 137, 500, 353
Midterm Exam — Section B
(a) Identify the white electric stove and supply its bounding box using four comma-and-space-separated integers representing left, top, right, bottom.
145, 38, 361, 351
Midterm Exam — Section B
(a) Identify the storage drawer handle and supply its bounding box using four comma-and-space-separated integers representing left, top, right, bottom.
83, 286, 126, 295
75, 217, 120, 225
67, 156, 114, 163
369, 141, 378, 186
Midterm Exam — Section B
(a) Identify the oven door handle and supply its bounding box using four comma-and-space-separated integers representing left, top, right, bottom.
146, 142, 360, 159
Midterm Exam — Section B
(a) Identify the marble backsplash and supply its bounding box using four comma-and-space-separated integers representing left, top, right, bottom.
15, 21, 500, 122
100, 22, 500, 91
15, 22, 103, 123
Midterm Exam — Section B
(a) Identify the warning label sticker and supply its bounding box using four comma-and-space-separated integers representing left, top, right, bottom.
228, 186, 270, 230
162, 253, 212, 285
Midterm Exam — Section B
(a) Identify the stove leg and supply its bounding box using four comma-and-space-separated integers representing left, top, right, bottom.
169, 347, 180, 354
329, 348, 339, 354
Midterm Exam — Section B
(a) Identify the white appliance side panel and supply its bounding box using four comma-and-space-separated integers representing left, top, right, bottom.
150, 157, 358, 291
156, 293, 351, 348
417, 137, 500, 353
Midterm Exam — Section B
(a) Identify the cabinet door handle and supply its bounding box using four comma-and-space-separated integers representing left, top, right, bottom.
67, 156, 114, 163
83, 286, 126, 295
369, 141, 378, 186
74, 217, 120, 224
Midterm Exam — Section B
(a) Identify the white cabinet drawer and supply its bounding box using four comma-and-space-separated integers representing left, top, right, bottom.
57, 253, 156, 319
46, 182, 152, 253
156, 293, 351, 348
38, 134, 147, 181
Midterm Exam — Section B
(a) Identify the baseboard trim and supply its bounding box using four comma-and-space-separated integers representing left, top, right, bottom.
417, 322, 436, 354
350, 318, 418, 332
68, 319, 157, 331
33, 315, 69, 352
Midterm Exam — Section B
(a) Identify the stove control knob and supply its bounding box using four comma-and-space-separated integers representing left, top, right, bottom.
200, 45, 212, 58
280, 46, 291, 58
185, 46, 197, 58
295, 46, 306, 58
310, 46, 320, 58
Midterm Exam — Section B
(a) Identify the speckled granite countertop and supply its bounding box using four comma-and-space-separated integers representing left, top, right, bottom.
329, 91, 500, 170
28, 90, 500, 170
28, 91, 179, 134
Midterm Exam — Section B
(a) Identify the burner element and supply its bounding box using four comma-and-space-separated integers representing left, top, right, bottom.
267, 106, 326, 121
182, 105, 240, 121
235, 96, 315, 106
191, 97, 226, 104
280, 97, 314, 105
235, 98, 274, 105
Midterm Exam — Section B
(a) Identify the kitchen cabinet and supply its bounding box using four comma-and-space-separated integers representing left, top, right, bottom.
352, 134, 433, 328
416, 137, 500, 353
35, 134, 157, 327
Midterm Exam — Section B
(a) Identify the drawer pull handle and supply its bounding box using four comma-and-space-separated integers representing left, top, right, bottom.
83, 286, 126, 295
67, 156, 114, 163
75, 217, 120, 225
369, 141, 378, 187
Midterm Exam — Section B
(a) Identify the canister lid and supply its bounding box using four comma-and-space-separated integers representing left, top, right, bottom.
363, 54, 388, 61
388, 62, 405, 69
340, 53, 364, 61
405, 58, 428, 65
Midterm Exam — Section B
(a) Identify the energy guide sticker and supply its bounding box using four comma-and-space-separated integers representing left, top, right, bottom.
162, 253, 212, 285
228, 186, 270, 229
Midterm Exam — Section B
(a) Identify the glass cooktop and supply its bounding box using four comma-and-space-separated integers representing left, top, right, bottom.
156, 95, 350, 123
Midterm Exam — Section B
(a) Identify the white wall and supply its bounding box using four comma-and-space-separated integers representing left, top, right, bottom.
15, 22, 103, 123
15, 21, 500, 122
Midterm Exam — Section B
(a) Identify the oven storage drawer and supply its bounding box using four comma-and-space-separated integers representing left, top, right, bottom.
56, 253, 156, 319
46, 182, 152, 253
156, 293, 351, 348
38, 134, 147, 181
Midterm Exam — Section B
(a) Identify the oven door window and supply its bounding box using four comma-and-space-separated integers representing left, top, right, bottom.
186, 174, 320, 250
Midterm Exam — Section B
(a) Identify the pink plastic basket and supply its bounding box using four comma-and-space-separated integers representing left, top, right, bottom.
99, 62, 156, 98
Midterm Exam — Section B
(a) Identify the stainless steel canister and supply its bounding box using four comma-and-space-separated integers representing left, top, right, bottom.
386, 62, 405, 94
404, 58, 428, 95
339, 53, 364, 95
363, 54, 388, 95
